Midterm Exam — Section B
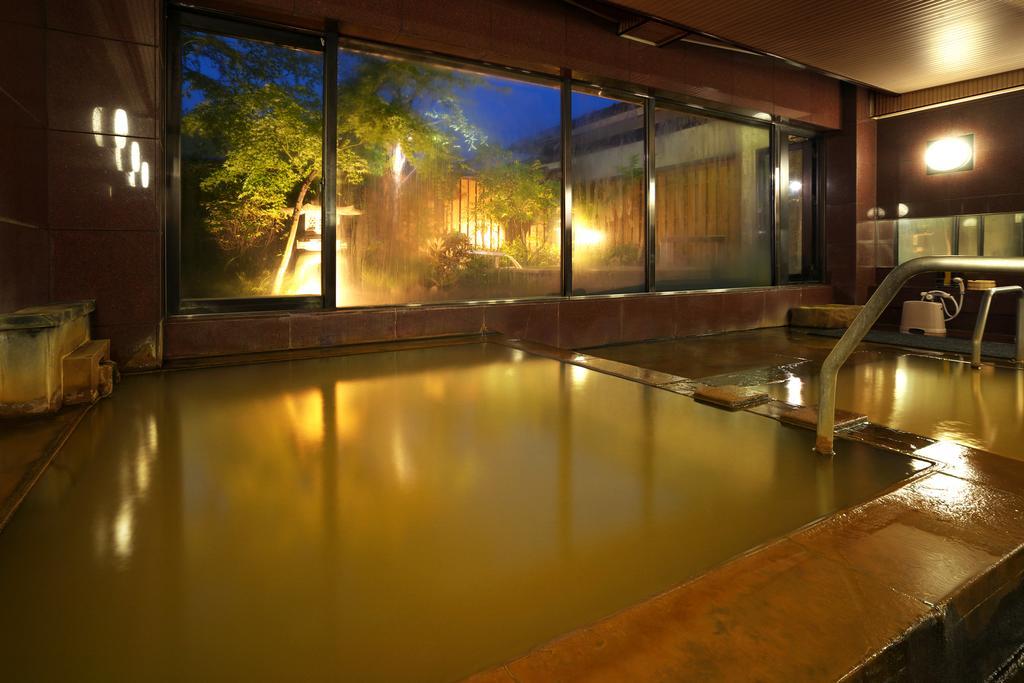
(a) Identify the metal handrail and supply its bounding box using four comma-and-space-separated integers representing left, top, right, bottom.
971, 286, 1024, 369
815, 256, 1024, 456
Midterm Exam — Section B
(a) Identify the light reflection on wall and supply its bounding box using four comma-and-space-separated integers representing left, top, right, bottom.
92, 106, 151, 189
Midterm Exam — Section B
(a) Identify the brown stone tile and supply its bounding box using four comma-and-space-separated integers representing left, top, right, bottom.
763, 287, 803, 327
0, 0, 44, 25
164, 315, 291, 358
0, 222, 49, 314
0, 405, 88, 531
718, 289, 766, 332
50, 229, 160, 327
0, 118, 47, 227
400, 0, 493, 54
564, 13, 630, 82
488, 0, 566, 67
295, 0, 401, 38
571, 356, 682, 386
912, 441, 1024, 500
674, 292, 724, 337
319, 308, 397, 346
620, 295, 675, 342
48, 131, 160, 230
797, 285, 838, 312
396, 305, 484, 340
493, 538, 931, 683
794, 472, 1024, 619
483, 302, 559, 347
92, 322, 162, 369
780, 404, 867, 431
693, 384, 769, 410
46, 0, 159, 45
557, 298, 621, 349
677, 43, 735, 105
46, 30, 158, 138
0, 20, 46, 123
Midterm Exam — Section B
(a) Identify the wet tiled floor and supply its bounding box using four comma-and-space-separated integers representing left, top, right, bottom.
0, 342, 924, 682
587, 329, 1024, 460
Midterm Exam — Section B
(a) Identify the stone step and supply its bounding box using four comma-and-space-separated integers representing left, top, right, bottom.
790, 303, 863, 328
62, 339, 111, 406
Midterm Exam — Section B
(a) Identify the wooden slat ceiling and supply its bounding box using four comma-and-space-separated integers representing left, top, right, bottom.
608, 0, 1024, 93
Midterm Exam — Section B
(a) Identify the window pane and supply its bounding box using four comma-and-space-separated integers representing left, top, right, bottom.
983, 213, 1024, 256
571, 91, 645, 295
180, 30, 323, 299
897, 217, 953, 263
654, 108, 772, 291
781, 134, 816, 281
334, 49, 562, 307
957, 216, 980, 255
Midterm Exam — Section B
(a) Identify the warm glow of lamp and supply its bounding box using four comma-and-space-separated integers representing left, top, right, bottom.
574, 221, 605, 247
925, 135, 973, 173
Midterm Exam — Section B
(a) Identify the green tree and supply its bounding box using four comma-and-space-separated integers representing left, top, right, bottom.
182, 35, 484, 294
474, 154, 558, 244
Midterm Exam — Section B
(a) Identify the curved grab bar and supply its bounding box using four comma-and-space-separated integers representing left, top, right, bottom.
815, 256, 1024, 456
971, 286, 1024, 369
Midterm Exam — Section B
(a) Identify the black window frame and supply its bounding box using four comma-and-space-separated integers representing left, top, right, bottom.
165, 4, 822, 317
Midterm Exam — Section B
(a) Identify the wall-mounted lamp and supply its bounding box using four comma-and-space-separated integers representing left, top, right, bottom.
925, 134, 973, 174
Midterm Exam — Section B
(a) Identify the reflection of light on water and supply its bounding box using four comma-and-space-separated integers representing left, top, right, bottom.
391, 429, 413, 488
283, 388, 325, 449
113, 502, 134, 560
785, 376, 803, 405
423, 375, 446, 401
894, 364, 908, 395
334, 383, 363, 440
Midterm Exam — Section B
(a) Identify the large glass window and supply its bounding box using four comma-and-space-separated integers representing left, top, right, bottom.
179, 28, 323, 299
983, 213, 1024, 257
896, 217, 954, 263
781, 134, 817, 281
168, 10, 823, 314
653, 107, 772, 291
570, 90, 645, 295
332, 48, 562, 307
897, 212, 1024, 263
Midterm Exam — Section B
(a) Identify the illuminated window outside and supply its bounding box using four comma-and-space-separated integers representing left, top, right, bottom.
570, 90, 646, 295
179, 30, 324, 299
167, 11, 823, 312
654, 107, 772, 291
332, 48, 562, 307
